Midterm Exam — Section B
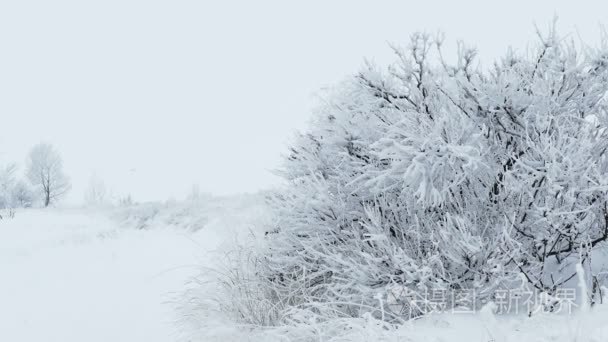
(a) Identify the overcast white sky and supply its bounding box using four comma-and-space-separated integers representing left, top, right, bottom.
0, 0, 606, 203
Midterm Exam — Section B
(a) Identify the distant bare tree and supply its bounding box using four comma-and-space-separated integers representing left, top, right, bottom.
118, 194, 134, 206
26, 143, 71, 207
84, 174, 106, 206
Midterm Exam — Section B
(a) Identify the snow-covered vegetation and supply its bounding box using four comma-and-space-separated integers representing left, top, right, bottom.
0, 195, 267, 342
6, 19, 608, 342
26, 143, 71, 207
3, 193, 608, 341
186, 26, 608, 340
0, 142, 69, 211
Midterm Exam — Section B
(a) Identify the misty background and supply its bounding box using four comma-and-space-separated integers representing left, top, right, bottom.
1, 0, 605, 203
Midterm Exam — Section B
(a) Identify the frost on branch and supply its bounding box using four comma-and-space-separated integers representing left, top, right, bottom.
254, 27, 608, 322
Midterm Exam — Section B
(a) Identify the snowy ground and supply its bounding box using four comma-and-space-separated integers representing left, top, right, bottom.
3, 199, 608, 342
0, 208, 205, 341
0, 194, 268, 342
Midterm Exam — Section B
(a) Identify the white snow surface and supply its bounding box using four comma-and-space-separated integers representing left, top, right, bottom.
0, 209, 200, 341
2, 196, 608, 342
0, 195, 264, 342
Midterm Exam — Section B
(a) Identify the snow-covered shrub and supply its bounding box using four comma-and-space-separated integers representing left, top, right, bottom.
112, 194, 263, 232
11, 180, 34, 208
0, 163, 34, 210
199, 247, 285, 326
112, 200, 208, 231
256, 27, 608, 321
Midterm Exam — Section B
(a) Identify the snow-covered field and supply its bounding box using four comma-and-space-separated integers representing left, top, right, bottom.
2, 197, 608, 342
0, 209, 201, 341
0, 196, 265, 342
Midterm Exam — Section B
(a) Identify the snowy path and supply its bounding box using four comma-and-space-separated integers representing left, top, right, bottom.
0, 209, 213, 342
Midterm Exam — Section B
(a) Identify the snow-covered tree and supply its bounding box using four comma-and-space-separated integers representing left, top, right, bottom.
118, 194, 134, 207
0, 163, 17, 208
84, 174, 106, 206
256, 27, 608, 321
26, 143, 71, 207
11, 180, 34, 208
